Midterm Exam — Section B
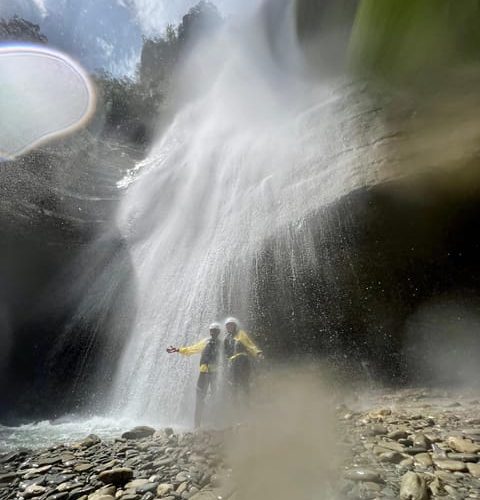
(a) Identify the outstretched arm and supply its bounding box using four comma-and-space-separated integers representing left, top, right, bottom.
177, 338, 208, 356
238, 330, 263, 357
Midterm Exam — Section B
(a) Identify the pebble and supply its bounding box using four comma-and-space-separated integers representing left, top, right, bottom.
378, 451, 404, 464
75, 463, 94, 473
447, 453, 479, 462
136, 482, 158, 494
434, 459, 468, 472
156, 483, 174, 497
99, 469, 134, 486
467, 463, 480, 478
447, 436, 480, 453
48, 493, 70, 500
414, 453, 433, 467
21, 484, 47, 498
344, 468, 383, 483
124, 480, 149, 490
387, 429, 408, 440
399, 472, 428, 500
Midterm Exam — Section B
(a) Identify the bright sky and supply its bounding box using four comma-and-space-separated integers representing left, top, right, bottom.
0, 0, 261, 75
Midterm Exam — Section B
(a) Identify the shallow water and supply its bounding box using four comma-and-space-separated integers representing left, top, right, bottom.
0, 416, 134, 452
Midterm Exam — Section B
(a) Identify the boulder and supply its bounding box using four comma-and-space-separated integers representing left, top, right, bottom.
121, 426, 156, 440
98, 468, 134, 486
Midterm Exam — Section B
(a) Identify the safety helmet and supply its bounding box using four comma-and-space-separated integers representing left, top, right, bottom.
209, 322, 222, 332
224, 317, 239, 326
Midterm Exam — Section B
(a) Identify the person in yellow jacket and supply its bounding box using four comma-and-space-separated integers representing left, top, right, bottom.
223, 317, 263, 402
167, 322, 221, 428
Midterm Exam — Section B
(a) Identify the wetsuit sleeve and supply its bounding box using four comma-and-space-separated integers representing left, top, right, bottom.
238, 330, 262, 357
179, 338, 207, 356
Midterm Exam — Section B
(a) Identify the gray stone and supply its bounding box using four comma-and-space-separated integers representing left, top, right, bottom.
399, 457, 415, 468
378, 451, 404, 464
37, 456, 62, 466
136, 483, 158, 495
176, 482, 188, 495
412, 434, 430, 449
21, 484, 47, 498
57, 482, 81, 492
74, 463, 94, 473
388, 429, 409, 440
467, 463, 480, 478
400, 472, 428, 500
68, 486, 96, 500
344, 469, 383, 483
88, 486, 116, 500
154, 458, 174, 467
47, 493, 69, 500
434, 459, 467, 472
366, 425, 388, 436
46, 474, 76, 485
447, 453, 479, 462
19, 476, 46, 490
156, 483, 174, 497
428, 476, 445, 496
0, 452, 21, 464
444, 484, 462, 499
124, 480, 149, 490
0, 472, 18, 483
77, 435, 101, 449
378, 440, 405, 452
121, 427, 155, 440
175, 472, 189, 482
98, 469, 134, 486
404, 447, 428, 455
22, 465, 53, 479
447, 436, 480, 454
414, 453, 433, 467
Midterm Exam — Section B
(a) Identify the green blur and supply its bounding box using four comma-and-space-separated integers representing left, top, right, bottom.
348, 0, 480, 82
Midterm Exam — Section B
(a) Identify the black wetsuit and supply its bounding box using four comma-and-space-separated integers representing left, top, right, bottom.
194, 337, 219, 427
224, 333, 251, 397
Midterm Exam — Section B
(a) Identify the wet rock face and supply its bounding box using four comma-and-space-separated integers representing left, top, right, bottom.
0, 136, 138, 423
245, 162, 480, 382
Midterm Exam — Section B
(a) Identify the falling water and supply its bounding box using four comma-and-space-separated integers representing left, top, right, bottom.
100, 0, 395, 425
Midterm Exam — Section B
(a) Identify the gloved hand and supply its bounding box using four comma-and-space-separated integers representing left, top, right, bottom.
166, 346, 179, 353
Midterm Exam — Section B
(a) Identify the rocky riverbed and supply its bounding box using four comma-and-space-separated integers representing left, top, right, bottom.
339, 388, 480, 499
2, 389, 480, 500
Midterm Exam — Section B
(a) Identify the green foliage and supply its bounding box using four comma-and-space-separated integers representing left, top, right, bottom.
349, 0, 480, 82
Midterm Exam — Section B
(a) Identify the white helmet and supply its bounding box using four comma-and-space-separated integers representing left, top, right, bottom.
225, 317, 239, 326
209, 322, 222, 331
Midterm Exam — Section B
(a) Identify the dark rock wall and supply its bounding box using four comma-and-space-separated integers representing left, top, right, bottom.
0, 135, 138, 424
240, 163, 480, 383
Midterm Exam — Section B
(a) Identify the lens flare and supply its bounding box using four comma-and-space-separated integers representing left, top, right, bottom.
0, 44, 95, 159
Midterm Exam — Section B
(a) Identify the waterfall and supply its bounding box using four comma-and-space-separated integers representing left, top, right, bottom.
101, 0, 388, 425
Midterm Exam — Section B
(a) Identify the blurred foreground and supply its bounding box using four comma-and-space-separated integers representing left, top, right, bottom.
3, 368, 480, 499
